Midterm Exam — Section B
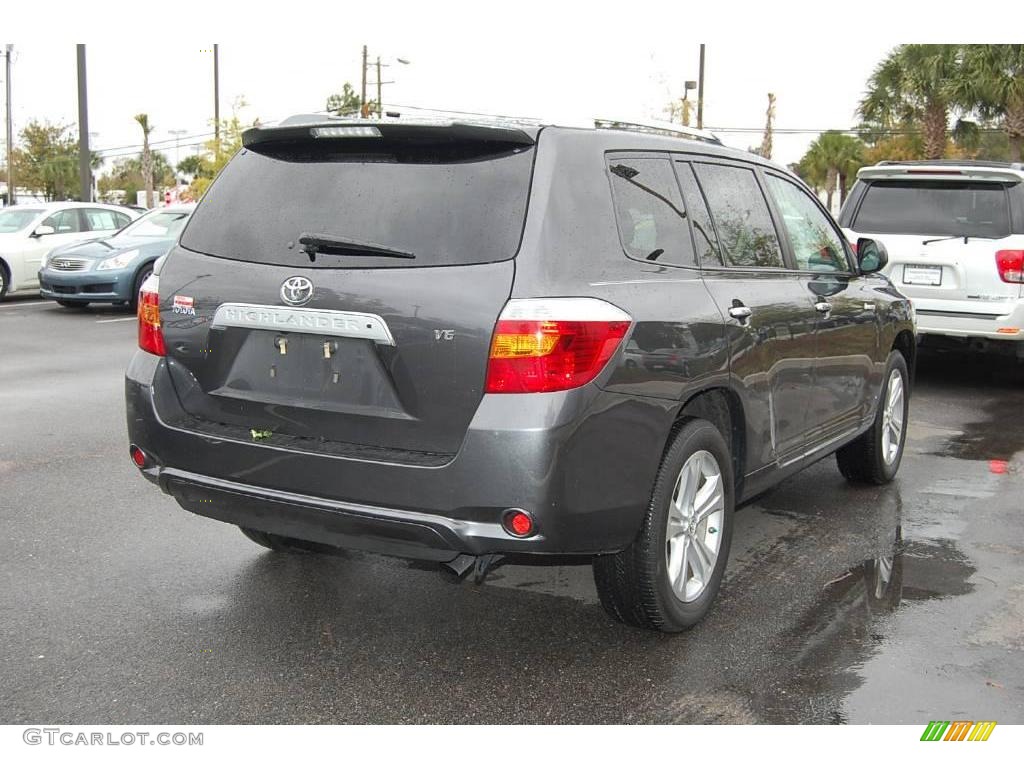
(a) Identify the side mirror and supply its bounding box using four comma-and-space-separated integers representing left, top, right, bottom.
32, 225, 56, 238
857, 238, 888, 274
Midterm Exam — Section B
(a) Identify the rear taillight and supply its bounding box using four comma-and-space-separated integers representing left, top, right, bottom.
484, 298, 631, 394
995, 250, 1024, 283
137, 275, 166, 356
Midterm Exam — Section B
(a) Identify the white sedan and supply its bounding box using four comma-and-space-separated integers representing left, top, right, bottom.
0, 202, 139, 300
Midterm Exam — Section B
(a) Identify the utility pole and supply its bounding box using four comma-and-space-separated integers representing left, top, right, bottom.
360, 45, 368, 118
76, 45, 91, 202
376, 57, 382, 118
4, 45, 14, 206
213, 44, 220, 158
697, 44, 705, 130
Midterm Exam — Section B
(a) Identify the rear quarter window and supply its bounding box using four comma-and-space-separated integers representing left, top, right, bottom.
606, 156, 695, 267
181, 142, 535, 268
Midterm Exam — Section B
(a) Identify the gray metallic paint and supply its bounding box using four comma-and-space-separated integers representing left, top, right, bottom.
125, 125, 915, 560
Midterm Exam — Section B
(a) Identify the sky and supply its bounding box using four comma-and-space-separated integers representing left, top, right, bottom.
0, 2, 1000, 175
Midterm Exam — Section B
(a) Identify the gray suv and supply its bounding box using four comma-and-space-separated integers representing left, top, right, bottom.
125, 117, 915, 632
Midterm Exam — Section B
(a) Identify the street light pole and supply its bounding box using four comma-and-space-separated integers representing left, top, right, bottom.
697, 43, 706, 130
76, 44, 91, 202
169, 129, 187, 181
5, 44, 15, 205
213, 44, 220, 157
370, 56, 409, 119
361, 45, 368, 118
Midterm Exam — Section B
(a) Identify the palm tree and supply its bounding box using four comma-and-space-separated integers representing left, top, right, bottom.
801, 132, 866, 213
859, 45, 964, 160
958, 45, 1024, 161
134, 113, 154, 208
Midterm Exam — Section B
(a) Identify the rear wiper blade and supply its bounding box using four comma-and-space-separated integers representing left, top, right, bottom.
921, 234, 989, 245
297, 232, 415, 260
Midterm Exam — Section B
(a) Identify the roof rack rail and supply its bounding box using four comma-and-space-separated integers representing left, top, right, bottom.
875, 159, 1024, 170
593, 117, 723, 145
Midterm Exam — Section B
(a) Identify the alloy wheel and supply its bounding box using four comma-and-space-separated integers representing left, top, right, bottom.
665, 450, 725, 602
881, 369, 905, 465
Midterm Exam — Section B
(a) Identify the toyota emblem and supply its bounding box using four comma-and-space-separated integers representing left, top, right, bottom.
280, 276, 314, 306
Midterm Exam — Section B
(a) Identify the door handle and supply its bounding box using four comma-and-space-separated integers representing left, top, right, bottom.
814, 302, 832, 314
728, 305, 753, 321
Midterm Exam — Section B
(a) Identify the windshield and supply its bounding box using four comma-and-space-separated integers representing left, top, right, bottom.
0, 208, 43, 234
180, 142, 535, 268
117, 210, 191, 240
852, 181, 1011, 239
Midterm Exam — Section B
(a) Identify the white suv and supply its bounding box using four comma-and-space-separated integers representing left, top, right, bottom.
839, 161, 1024, 356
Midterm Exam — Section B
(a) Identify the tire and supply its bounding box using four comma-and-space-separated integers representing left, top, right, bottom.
130, 265, 154, 311
836, 350, 909, 484
238, 526, 335, 554
593, 418, 735, 632
56, 300, 90, 308
0, 261, 9, 301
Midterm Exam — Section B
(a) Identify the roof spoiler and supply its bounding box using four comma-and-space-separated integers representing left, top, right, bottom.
858, 163, 1024, 183
242, 118, 537, 150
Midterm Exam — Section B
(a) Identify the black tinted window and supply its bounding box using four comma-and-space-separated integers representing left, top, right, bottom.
181, 143, 534, 268
853, 181, 1010, 238
675, 162, 722, 266
607, 157, 694, 267
694, 163, 783, 268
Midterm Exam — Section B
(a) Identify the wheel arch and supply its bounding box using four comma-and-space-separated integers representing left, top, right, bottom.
133, 257, 158, 284
891, 328, 916, 385
0, 256, 12, 294
670, 387, 747, 498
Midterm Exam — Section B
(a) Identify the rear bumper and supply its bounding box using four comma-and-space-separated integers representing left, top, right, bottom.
914, 300, 1024, 341
157, 468, 507, 562
38, 267, 134, 303
126, 351, 675, 562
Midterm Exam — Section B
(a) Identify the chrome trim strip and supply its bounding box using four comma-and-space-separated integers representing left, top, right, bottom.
210, 303, 396, 345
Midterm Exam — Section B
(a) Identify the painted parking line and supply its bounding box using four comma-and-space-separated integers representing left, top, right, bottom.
0, 300, 52, 309
95, 317, 137, 324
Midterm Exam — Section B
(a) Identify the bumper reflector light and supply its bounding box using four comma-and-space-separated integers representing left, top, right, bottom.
502, 509, 535, 537
130, 445, 147, 468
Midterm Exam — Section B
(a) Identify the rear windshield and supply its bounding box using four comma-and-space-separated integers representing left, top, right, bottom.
852, 180, 1011, 238
180, 142, 535, 268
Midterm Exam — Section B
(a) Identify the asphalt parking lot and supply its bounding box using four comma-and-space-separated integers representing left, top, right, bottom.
1, 294, 1022, 724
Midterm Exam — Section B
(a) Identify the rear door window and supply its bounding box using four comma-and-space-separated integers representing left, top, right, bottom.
83, 208, 120, 232
675, 161, 723, 266
607, 156, 694, 267
852, 181, 1011, 238
181, 141, 535, 268
693, 163, 784, 268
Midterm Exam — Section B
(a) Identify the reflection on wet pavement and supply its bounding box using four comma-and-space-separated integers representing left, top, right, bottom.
3, 329, 1023, 724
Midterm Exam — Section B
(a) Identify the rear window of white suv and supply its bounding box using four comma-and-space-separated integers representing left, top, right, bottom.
851, 180, 1011, 239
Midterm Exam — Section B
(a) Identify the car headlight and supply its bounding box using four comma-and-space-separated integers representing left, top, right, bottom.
97, 249, 140, 271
